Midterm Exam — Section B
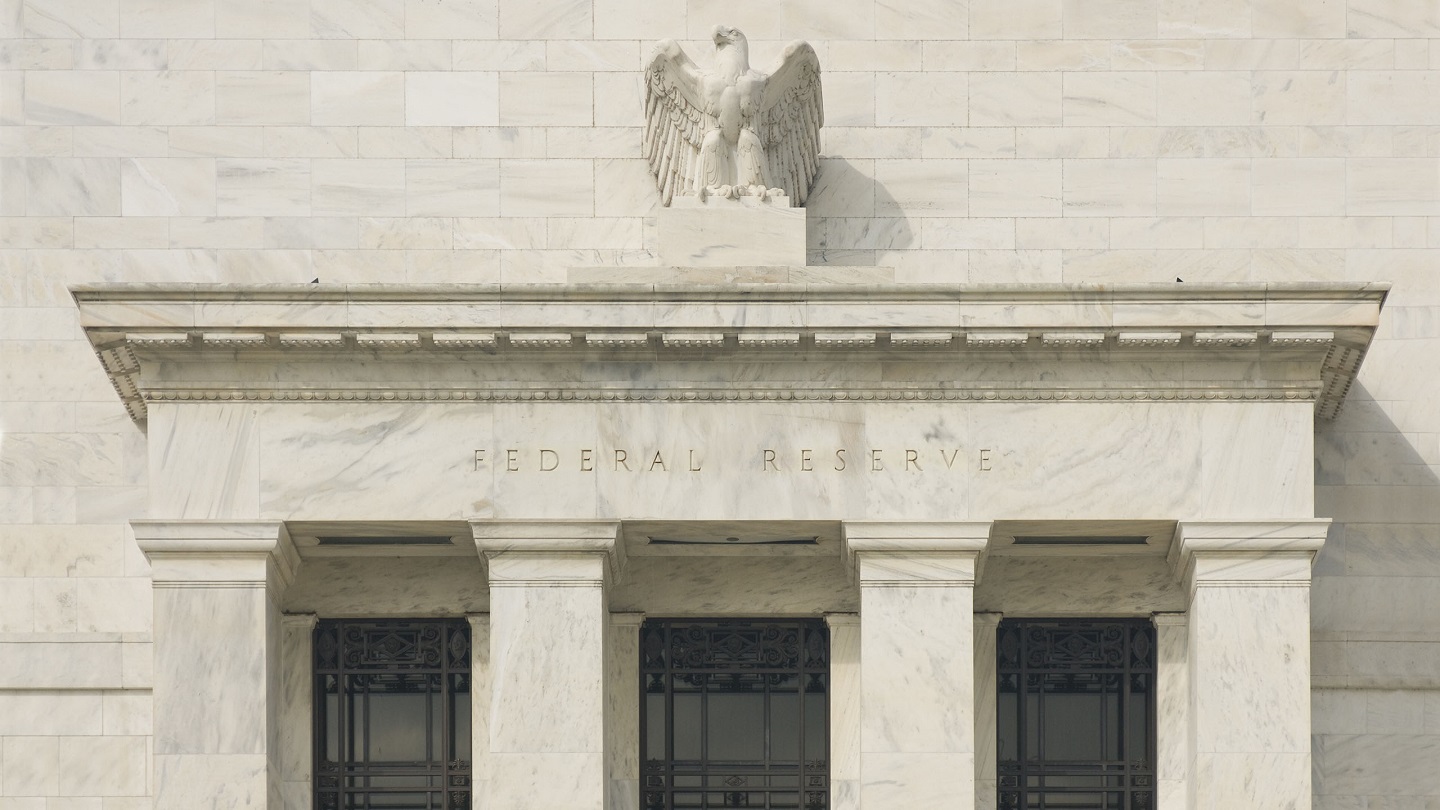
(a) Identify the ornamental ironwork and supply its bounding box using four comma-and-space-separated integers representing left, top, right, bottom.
997, 619, 1156, 810
642, 620, 829, 809
315, 619, 471, 810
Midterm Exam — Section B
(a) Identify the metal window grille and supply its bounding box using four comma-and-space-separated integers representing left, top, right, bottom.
314, 619, 472, 810
641, 619, 830, 810
997, 619, 1156, 810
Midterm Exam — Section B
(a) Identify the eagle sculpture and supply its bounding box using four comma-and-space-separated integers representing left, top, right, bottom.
643, 26, 823, 206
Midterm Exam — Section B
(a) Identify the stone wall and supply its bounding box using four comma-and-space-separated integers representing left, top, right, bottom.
1, 0, 1438, 806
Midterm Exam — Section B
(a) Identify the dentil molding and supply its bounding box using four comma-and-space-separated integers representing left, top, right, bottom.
71, 282, 1386, 425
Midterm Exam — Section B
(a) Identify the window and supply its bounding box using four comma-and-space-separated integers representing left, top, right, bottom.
641, 619, 829, 809
997, 619, 1155, 810
314, 619, 472, 810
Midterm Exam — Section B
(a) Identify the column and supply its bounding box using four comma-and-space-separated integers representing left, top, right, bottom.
844, 521, 991, 810
606, 612, 644, 810
466, 613, 491, 809
278, 613, 317, 810
1152, 612, 1190, 810
473, 520, 622, 810
133, 519, 299, 810
973, 612, 1002, 810
824, 613, 861, 810
1172, 520, 1328, 809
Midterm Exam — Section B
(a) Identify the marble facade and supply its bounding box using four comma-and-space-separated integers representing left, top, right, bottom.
58, 280, 1377, 808
3, 0, 1440, 808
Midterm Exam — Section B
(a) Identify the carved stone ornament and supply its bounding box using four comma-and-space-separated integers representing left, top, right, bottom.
644, 26, 824, 206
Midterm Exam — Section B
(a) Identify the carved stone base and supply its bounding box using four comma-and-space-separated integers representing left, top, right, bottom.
657, 195, 806, 267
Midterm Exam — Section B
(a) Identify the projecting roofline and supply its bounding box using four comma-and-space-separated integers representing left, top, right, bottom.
71, 282, 1388, 425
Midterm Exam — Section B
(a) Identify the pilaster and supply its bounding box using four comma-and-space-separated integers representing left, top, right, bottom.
824, 613, 861, 810
472, 520, 622, 810
466, 613, 491, 810
1171, 519, 1328, 809
278, 613, 317, 810
133, 519, 299, 810
843, 520, 992, 810
1152, 611, 1190, 810
973, 612, 1003, 810
606, 612, 644, 810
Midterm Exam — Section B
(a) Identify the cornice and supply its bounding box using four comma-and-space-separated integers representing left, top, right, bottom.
71, 282, 1387, 425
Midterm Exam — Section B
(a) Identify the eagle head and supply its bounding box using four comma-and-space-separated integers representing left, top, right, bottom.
712, 25, 746, 49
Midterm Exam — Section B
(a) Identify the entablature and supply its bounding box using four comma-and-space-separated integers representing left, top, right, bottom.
72, 282, 1387, 425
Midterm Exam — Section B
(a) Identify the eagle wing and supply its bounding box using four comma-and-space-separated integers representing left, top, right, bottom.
643, 40, 708, 206
757, 41, 823, 205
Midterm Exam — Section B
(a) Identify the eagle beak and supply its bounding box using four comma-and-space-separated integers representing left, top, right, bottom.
712, 26, 727, 45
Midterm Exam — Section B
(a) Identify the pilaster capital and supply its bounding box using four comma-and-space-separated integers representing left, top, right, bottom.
974, 612, 1004, 629
1169, 519, 1330, 594
823, 612, 859, 629
281, 612, 318, 631
610, 612, 646, 627
1150, 612, 1187, 628
132, 519, 299, 590
471, 520, 624, 583
842, 521, 991, 586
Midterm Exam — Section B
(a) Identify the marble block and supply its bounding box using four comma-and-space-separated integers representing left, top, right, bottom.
656, 196, 806, 267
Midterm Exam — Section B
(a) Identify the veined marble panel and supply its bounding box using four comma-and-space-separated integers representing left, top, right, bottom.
860, 752, 975, 808
488, 576, 605, 754
974, 556, 1184, 614
605, 614, 641, 810
148, 402, 259, 519
152, 584, 272, 755
860, 583, 974, 754
240, 399, 1276, 524
1191, 583, 1312, 754
609, 556, 856, 614
284, 557, 489, 615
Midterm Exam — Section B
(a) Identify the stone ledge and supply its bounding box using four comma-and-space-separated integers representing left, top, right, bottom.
72, 282, 1387, 425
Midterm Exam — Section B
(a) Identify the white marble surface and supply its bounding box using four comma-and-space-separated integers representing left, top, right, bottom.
277, 613, 315, 800
1153, 613, 1190, 808
975, 556, 1185, 614
604, 613, 640, 810
486, 549, 607, 808
468, 614, 493, 810
657, 196, 807, 267
826, 614, 861, 810
972, 613, 1000, 810
136, 520, 290, 810
284, 556, 490, 615
223, 398, 1317, 525
8, 0, 1438, 805
609, 555, 856, 614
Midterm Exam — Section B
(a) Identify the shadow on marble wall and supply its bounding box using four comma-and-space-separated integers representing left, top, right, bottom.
1313, 378, 1440, 674
803, 157, 914, 267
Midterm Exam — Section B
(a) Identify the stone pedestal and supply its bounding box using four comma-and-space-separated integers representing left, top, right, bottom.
473, 521, 622, 810
1173, 520, 1329, 809
657, 195, 806, 266
133, 520, 298, 810
844, 521, 991, 810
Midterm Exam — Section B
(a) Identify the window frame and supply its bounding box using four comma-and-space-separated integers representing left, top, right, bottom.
313, 617, 473, 810
640, 617, 831, 810
996, 617, 1157, 810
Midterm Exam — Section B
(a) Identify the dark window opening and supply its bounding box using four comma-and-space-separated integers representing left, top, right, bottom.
641, 619, 829, 810
997, 618, 1156, 810
314, 619, 471, 810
